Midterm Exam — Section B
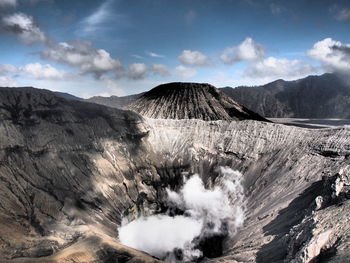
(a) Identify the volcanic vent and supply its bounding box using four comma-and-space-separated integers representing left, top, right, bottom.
118, 167, 245, 262
127, 82, 268, 121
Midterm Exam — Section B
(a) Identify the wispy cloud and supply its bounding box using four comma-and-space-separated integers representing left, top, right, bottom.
335, 8, 350, 21
329, 5, 350, 21
185, 10, 196, 24
270, 3, 284, 15
77, 0, 116, 36
147, 51, 165, 58
131, 54, 144, 59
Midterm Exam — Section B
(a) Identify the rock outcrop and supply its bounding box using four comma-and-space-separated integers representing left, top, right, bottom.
0, 86, 349, 263
126, 82, 268, 121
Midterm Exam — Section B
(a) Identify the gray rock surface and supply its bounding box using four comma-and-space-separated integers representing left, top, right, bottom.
0, 86, 349, 263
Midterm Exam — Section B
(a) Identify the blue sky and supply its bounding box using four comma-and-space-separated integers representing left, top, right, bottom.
1, 0, 350, 97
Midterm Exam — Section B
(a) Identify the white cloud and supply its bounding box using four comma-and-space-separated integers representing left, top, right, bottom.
128, 63, 148, 79
151, 64, 170, 77
78, 0, 114, 35
147, 51, 165, 58
0, 76, 17, 86
41, 40, 122, 77
0, 0, 17, 8
244, 57, 317, 80
175, 65, 197, 79
220, 37, 265, 64
178, 50, 211, 67
307, 38, 350, 72
21, 63, 68, 80
1, 12, 47, 44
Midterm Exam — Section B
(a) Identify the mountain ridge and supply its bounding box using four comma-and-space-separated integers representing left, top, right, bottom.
221, 73, 350, 118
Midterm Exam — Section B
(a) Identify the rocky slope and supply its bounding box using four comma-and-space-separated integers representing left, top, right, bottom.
0, 87, 162, 262
0, 86, 349, 263
127, 82, 268, 121
222, 73, 350, 118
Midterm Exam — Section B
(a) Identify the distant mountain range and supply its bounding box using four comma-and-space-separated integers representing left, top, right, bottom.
222, 73, 350, 118
85, 93, 145, 109
53, 91, 83, 101
54, 73, 350, 119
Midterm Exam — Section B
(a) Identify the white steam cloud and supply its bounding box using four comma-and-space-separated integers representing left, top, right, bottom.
119, 167, 245, 262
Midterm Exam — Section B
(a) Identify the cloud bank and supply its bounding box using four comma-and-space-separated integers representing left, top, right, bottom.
1, 62, 69, 80
244, 57, 316, 79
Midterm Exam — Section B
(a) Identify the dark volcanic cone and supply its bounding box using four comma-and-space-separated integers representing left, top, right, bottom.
126, 82, 269, 121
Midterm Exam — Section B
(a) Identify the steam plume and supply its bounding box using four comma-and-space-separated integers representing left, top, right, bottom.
119, 166, 245, 262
